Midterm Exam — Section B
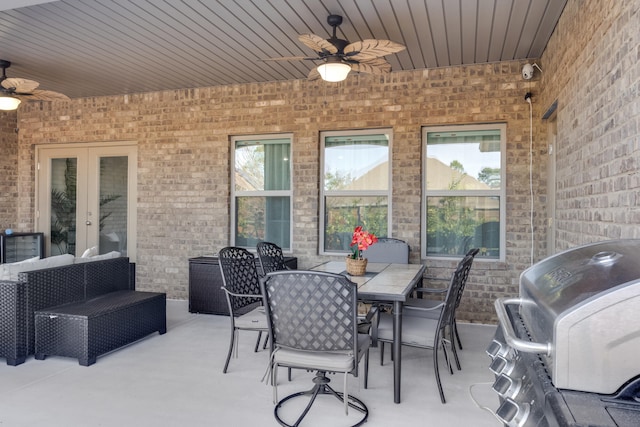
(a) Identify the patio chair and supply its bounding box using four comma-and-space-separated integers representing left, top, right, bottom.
256, 241, 289, 276
362, 237, 409, 264
261, 270, 370, 427
372, 254, 474, 403
406, 247, 479, 360
218, 246, 268, 373
358, 238, 410, 334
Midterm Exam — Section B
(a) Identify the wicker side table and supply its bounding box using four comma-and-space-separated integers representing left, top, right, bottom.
34, 290, 166, 366
188, 256, 297, 315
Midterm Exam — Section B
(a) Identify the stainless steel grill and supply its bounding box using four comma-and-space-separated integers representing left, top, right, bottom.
487, 239, 640, 427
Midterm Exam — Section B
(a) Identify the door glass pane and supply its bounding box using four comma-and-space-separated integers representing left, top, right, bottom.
50, 158, 77, 255
98, 156, 128, 255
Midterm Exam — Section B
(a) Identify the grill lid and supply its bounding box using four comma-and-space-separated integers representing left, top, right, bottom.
499, 239, 640, 394
520, 240, 640, 316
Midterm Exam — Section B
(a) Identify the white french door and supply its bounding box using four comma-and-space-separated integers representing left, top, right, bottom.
36, 142, 137, 260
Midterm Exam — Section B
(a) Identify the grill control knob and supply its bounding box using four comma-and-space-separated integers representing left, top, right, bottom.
492, 373, 522, 399
490, 355, 515, 376
496, 398, 530, 427
486, 340, 505, 359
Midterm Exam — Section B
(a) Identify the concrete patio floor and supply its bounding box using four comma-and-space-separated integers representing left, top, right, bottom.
0, 299, 501, 426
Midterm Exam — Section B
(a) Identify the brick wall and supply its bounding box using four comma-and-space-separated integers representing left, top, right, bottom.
539, 0, 640, 248
0, 112, 17, 231
11, 63, 541, 323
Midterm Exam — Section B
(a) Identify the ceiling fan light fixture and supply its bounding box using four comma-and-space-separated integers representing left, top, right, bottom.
0, 96, 20, 110
317, 60, 351, 82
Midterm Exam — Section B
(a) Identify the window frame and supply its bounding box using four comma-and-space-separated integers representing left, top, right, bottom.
319, 128, 393, 256
421, 123, 506, 261
230, 133, 293, 252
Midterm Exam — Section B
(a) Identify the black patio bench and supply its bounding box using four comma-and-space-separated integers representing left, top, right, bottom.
34, 290, 166, 366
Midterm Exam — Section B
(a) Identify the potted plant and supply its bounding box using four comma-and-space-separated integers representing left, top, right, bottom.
346, 226, 378, 275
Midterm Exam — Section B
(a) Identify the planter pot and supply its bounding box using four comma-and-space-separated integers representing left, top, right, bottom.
346, 257, 367, 276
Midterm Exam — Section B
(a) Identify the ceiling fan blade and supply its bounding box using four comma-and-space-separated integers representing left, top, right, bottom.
1, 77, 39, 93
261, 56, 319, 62
25, 89, 70, 101
298, 34, 338, 55
349, 58, 392, 75
307, 67, 322, 80
344, 39, 406, 61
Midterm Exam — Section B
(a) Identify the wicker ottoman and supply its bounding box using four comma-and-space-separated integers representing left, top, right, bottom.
34, 290, 166, 366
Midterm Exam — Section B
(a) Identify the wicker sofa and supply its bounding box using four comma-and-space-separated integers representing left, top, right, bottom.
0, 256, 165, 366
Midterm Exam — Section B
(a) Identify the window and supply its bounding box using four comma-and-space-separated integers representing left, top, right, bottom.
320, 129, 391, 255
231, 134, 292, 251
422, 124, 506, 260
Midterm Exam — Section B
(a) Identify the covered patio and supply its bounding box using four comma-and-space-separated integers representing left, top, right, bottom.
0, 300, 499, 426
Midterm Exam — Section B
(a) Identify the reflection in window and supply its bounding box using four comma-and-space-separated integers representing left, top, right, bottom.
423, 125, 505, 259
232, 135, 292, 250
320, 130, 391, 254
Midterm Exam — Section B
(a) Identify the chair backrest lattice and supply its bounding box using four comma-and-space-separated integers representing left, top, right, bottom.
256, 241, 287, 276
218, 247, 262, 312
262, 271, 358, 354
439, 254, 475, 330
363, 238, 409, 264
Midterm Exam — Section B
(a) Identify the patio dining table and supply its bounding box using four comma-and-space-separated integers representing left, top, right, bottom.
311, 260, 426, 404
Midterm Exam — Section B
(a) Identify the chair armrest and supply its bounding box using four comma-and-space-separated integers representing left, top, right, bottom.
414, 287, 447, 294
220, 287, 261, 299
403, 303, 444, 319
364, 304, 378, 323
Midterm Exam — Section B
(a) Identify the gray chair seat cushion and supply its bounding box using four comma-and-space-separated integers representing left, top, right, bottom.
377, 312, 438, 348
274, 334, 370, 372
234, 306, 267, 329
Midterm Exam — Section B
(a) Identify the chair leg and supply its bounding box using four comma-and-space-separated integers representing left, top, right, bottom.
454, 320, 463, 350
364, 349, 369, 389
223, 328, 236, 373
273, 372, 368, 427
448, 325, 462, 371
441, 338, 454, 375
433, 343, 446, 404
379, 342, 384, 365
254, 331, 263, 352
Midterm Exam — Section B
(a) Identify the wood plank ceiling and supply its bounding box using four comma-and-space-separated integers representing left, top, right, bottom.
0, 0, 567, 99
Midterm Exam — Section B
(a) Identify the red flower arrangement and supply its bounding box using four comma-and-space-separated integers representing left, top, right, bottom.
349, 226, 378, 260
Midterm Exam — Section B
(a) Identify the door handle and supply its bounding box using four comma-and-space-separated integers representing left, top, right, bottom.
85, 220, 92, 225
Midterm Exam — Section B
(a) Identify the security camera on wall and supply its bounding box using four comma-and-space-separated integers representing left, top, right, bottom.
522, 63, 542, 80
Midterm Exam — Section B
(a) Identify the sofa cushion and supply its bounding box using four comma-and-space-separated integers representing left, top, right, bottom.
0, 256, 40, 281
74, 251, 121, 264
80, 246, 98, 258
5, 254, 75, 281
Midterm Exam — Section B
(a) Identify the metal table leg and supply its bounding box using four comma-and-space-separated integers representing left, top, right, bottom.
393, 300, 403, 403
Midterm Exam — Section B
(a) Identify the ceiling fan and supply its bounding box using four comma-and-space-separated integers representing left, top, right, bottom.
0, 59, 69, 110
263, 15, 405, 82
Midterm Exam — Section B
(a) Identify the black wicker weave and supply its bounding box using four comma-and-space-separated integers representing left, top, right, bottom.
0, 257, 138, 365
0, 281, 28, 365
34, 290, 166, 366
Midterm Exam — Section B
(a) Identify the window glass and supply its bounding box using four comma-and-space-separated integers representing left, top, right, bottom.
320, 130, 391, 254
423, 125, 505, 259
232, 135, 292, 250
